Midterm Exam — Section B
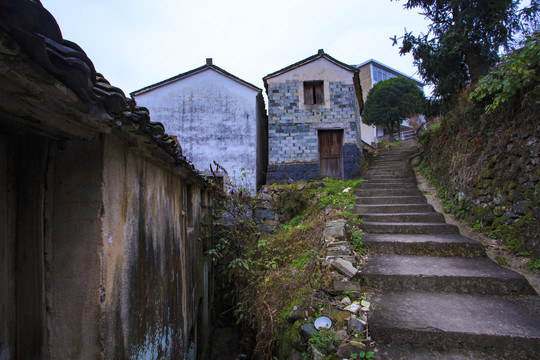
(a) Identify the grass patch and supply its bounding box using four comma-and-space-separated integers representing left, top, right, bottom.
218, 177, 365, 358
315, 178, 364, 209
526, 258, 540, 273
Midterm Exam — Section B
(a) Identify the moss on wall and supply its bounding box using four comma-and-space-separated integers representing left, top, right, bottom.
419, 102, 539, 259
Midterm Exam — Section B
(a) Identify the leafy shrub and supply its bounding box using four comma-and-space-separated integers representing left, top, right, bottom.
276, 186, 310, 222
308, 329, 341, 354
526, 258, 540, 273
469, 32, 540, 114
350, 229, 367, 255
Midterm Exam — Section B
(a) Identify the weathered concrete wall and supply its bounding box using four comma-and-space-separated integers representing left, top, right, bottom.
46, 137, 105, 360
0, 17, 213, 358
0, 132, 214, 360
100, 135, 213, 359
133, 68, 263, 192
266, 58, 362, 183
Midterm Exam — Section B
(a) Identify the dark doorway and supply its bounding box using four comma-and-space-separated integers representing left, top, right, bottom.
318, 129, 344, 179
1, 134, 48, 359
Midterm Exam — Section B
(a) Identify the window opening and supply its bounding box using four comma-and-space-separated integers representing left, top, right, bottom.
304, 81, 324, 105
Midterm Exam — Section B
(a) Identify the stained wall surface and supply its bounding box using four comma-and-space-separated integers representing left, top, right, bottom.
0, 16, 213, 359
100, 136, 213, 359
133, 68, 265, 192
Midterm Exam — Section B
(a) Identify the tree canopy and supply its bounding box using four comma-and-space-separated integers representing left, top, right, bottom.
362, 77, 425, 137
392, 0, 539, 111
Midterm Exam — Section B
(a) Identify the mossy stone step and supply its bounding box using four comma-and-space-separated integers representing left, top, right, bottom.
354, 204, 434, 214
359, 182, 418, 189
355, 188, 423, 197
359, 212, 445, 223
355, 196, 427, 205
375, 343, 506, 360
363, 178, 417, 183
360, 254, 536, 295
368, 292, 540, 359
361, 222, 460, 235
362, 234, 485, 257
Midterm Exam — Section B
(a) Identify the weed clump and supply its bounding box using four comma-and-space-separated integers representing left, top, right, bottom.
209, 176, 365, 359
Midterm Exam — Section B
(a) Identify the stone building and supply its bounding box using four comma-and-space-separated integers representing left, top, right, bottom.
0, 1, 213, 359
132, 60, 268, 193
356, 59, 424, 145
263, 50, 364, 183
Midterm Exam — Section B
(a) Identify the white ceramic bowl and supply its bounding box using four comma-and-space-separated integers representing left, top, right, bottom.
314, 316, 332, 330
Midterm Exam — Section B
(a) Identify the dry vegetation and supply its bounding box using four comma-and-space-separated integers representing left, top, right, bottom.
209, 178, 365, 359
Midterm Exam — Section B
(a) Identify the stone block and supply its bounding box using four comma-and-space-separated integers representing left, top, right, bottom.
331, 258, 358, 279
323, 220, 346, 240
336, 341, 366, 358
255, 208, 276, 220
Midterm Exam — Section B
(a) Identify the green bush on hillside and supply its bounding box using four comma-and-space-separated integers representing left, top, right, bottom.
469, 32, 540, 114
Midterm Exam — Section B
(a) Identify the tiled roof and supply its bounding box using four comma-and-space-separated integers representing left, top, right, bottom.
0, 0, 197, 172
131, 59, 261, 97
263, 49, 359, 90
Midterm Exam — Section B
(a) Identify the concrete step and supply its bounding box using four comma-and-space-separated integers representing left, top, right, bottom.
356, 196, 427, 205
375, 343, 498, 360
363, 175, 416, 181
368, 167, 410, 171
369, 163, 412, 168
363, 177, 417, 183
359, 212, 445, 223
367, 165, 412, 171
373, 153, 415, 159
360, 182, 418, 189
368, 159, 412, 162
355, 188, 423, 197
368, 292, 540, 359
364, 178, 417, 184
364, 170, 415, 177
354, 204, 434, 214
363, 234, 486, 257
360, 255, 536, 295
361, 222, 460, 235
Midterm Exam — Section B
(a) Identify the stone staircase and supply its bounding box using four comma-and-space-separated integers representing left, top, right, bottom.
354, 140, 540, 359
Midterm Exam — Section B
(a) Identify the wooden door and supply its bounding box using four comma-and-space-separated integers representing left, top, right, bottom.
318, 129, 344, 178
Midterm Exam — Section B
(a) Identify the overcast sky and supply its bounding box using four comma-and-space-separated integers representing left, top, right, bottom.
43, 0, 431, 96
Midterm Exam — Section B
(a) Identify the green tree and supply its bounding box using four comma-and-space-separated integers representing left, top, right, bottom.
362, 77, 425, 138
392, 0, 539, 111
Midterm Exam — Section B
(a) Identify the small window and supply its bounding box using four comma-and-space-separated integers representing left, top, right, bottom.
304, 81, 324, 105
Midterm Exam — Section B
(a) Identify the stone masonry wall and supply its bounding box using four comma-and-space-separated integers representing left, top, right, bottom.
420, 114, 540, 257
267, 81, 361, 183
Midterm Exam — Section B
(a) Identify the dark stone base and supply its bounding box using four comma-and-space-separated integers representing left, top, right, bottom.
266, 145, 363, 184
343, 144, 363, 180
266, 163, 320, 184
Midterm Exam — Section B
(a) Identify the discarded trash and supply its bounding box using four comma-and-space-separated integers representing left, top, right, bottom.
314, 316, 332, 330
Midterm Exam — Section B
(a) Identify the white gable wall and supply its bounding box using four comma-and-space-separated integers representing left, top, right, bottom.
134, 69, 260, 192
